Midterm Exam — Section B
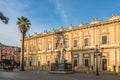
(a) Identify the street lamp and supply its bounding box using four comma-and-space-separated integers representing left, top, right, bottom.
94, 45, 103, 76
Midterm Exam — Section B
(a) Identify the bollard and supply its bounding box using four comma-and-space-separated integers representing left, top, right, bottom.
113, 65, 116, 75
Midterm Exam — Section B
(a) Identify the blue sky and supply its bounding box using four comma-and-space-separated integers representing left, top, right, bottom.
0, 0, 120, 46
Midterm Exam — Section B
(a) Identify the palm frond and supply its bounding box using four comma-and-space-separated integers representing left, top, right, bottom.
17, 16, 31, 33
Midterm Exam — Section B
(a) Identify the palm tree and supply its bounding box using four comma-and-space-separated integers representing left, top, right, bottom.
0, 11, 9, 24
17, 16, 31, 71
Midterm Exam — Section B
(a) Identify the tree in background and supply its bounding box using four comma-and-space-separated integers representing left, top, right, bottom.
0, 11, 9, 24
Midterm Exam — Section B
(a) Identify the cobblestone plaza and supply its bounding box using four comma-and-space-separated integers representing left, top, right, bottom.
0, 71, 120, 80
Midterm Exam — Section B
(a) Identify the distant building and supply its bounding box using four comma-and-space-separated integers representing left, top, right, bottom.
0, 43, 20, 64
24, 14, 120, 72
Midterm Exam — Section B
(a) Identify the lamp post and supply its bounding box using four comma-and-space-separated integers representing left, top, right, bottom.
94, 45, 103, 76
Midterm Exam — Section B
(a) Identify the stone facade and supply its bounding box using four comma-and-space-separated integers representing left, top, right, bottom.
24, 14, 120, 72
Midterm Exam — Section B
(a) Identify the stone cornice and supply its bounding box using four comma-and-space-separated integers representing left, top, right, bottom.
25, 15, 120, 40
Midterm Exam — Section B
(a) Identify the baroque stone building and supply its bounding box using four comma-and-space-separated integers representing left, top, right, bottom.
24, 14, 120, 72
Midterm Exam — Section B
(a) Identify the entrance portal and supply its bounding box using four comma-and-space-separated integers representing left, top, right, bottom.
102, 59, 107, 70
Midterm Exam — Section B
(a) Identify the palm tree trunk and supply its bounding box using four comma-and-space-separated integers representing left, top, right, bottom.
20, 33, 25, 71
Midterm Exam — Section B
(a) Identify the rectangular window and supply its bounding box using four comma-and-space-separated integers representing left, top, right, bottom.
48, 43, 51, 50
84, 59, 89, 67
84, 38, 89, 46
38, 44, 42, 51
64, 41, 68, 48
73, 59, 78, 67
102, 36, 107, 44
74, 40, 77, 47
